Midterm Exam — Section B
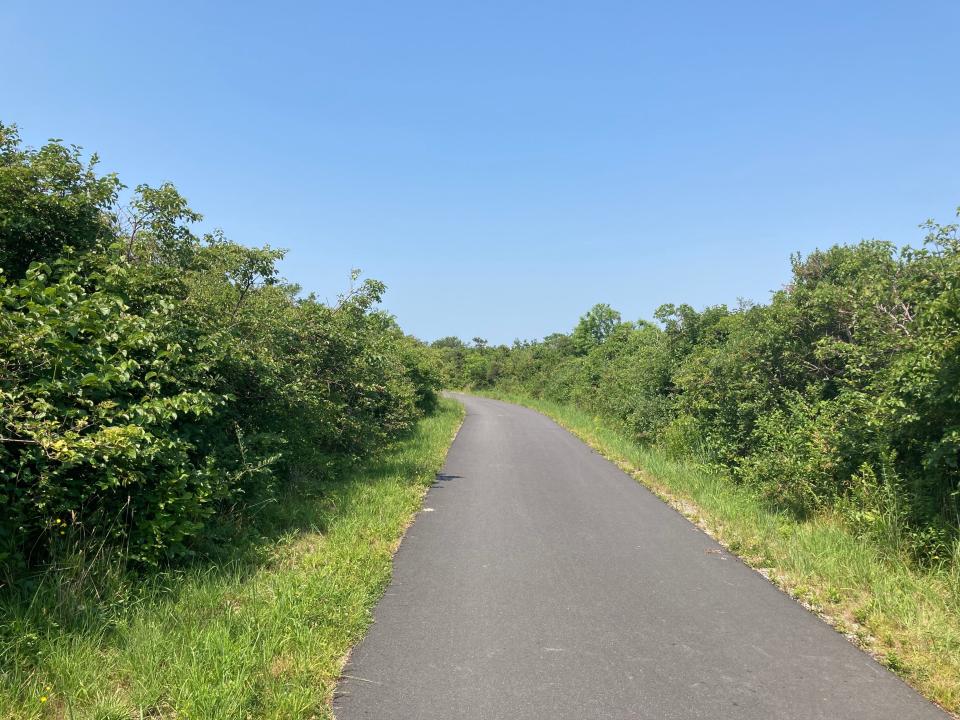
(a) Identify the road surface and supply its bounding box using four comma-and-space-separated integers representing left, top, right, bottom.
334, 394, 947, 719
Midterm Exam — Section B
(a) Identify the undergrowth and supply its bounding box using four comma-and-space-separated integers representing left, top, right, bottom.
0, 398, 463, 719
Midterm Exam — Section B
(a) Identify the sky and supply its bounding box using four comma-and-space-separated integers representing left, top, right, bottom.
6, 1, 960, 344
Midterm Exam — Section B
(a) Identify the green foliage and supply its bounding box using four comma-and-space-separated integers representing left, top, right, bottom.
0, 400, 464, 720
0, 123, 120, 277
123, 182, 203, 266
0, 254, 223, 572
571, 302, 621, 354
0, 124, 440, 582
436, 210, 960, 564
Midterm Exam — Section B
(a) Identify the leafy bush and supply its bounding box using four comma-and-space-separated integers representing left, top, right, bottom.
0, 123, 119, 277
436, 212, 960, 564
0, 124, 440, 583
0, 254, 222, 572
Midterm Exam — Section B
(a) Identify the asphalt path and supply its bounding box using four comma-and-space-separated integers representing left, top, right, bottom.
334, 393, 947, 719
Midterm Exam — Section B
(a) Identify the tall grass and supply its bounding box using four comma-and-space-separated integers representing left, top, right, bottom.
0, 398, 464, 719
481, 390, 960, 715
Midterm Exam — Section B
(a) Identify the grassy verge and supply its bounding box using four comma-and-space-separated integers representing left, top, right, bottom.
0, 398, 464, 720
478, 389, 960, 715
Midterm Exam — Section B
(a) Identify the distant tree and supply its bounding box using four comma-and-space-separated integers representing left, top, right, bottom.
572, 303, 621, 354
542, 332, 575, 356
654, 302, 730, 358
472, 336, 488, 351
431, 336, 465, 349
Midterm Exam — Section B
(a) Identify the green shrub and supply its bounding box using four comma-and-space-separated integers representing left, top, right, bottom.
0, 123, 119, 278
0, 124, 441, 583
434, 209, 960, 564
0, 254, 223, 574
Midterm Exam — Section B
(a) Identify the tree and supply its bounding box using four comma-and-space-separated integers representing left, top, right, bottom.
122, 182, 203, 266
0, 123, 120, 277
572, 303, 621, 354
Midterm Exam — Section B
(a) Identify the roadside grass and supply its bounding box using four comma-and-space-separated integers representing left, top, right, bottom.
0, 398, 464, 720
478, 390, 960, 716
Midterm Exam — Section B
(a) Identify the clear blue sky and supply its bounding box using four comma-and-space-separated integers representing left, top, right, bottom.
7, 1, 960, 344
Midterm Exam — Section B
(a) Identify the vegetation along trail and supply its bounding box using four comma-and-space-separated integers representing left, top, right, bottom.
335, 394, 948, 720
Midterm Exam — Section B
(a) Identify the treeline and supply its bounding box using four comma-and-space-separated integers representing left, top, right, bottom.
435, 216, 960, 563
0, 123, 440, 583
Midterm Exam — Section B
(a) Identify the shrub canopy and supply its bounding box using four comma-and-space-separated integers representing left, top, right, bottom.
0, 125, 441, 581
438, 215, 960, 562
